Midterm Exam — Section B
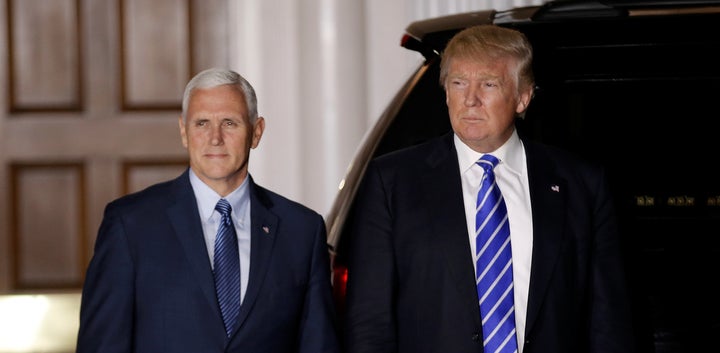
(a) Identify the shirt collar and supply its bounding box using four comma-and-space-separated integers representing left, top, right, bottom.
454, 129, 524, 177
189, 169, 250, 227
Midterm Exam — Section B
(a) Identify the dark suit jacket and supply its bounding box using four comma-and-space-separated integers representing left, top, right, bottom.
77, 169, 340, 353
344, 132, 635, 353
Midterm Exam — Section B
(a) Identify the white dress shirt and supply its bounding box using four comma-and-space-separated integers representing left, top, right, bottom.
455, 130, 533, 353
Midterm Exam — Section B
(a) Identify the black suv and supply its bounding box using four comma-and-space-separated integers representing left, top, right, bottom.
326, 1, 720, 352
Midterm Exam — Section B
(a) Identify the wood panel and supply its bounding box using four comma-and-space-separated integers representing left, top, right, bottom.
10, 163, 86, 290
0, 0, 230, 295
190, 0, 230, 71
6, 0, 82, 112
122, 159, 188, 194
119, 0, 191, 110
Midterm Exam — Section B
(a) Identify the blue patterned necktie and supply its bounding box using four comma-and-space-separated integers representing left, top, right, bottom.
475, 154, 518, 353
214, 198, 241, 337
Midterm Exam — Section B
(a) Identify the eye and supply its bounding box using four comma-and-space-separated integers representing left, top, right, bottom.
195, 119, 208, 127
450, 79, 467, 88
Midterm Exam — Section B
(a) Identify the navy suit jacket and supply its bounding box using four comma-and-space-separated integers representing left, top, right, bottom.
344, 132, 635, 353
77, 170, 340, 353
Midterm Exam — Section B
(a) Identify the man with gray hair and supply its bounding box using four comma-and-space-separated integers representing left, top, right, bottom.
77, 68, 340, 353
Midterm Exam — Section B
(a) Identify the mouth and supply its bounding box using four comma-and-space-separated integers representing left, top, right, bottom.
204, 153, 228, 159
461, 115, 484, 122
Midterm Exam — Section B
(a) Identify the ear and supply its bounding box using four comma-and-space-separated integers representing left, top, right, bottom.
179, 116, 189, 148
516, 85, 534, 114
251, 117, 265, 149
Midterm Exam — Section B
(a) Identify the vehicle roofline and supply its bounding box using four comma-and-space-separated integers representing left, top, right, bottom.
404, 10, 498, 42
402, 0, 720, 54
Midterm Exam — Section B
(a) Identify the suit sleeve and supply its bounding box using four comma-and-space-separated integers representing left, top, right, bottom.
297, 213, 342, 353
344, 161, 398, 353
76, 204, 135, 353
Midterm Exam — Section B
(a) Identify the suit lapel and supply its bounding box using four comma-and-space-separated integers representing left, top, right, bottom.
233, 177, 278, 333
422, 135, 482, 327
165, 170, 222, 322
522, 142, 567, 335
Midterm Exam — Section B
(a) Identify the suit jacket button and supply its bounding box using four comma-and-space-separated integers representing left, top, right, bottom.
472, 333, 481, 342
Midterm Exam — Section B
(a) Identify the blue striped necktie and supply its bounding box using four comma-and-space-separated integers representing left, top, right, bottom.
214, 198, 241, 337
475, 154, 518, 353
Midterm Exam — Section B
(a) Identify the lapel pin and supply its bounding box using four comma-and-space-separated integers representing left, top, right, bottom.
551, 185, 560, 192
262, 226, 270, 234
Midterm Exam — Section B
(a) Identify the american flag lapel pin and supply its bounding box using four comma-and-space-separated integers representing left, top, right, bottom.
262, 226, 270, 234
551, 185, 560, 192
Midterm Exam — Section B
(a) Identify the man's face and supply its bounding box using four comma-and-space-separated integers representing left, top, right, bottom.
179, 84, 264, 195
444, 56, 530, 153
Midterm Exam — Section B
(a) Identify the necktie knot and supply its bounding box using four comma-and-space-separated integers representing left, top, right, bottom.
216, 198, 232, 217
216, 199, 233, 226
476, 154, 500, 174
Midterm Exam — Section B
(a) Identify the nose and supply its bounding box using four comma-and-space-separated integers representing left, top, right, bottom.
210, 124, 223, 145
464, 84, 480, 106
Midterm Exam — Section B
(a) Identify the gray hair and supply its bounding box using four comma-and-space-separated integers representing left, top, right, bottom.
181, 68, 259, 123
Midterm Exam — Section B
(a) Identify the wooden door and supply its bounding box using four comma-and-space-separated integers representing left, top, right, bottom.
0, 0, 231, 292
